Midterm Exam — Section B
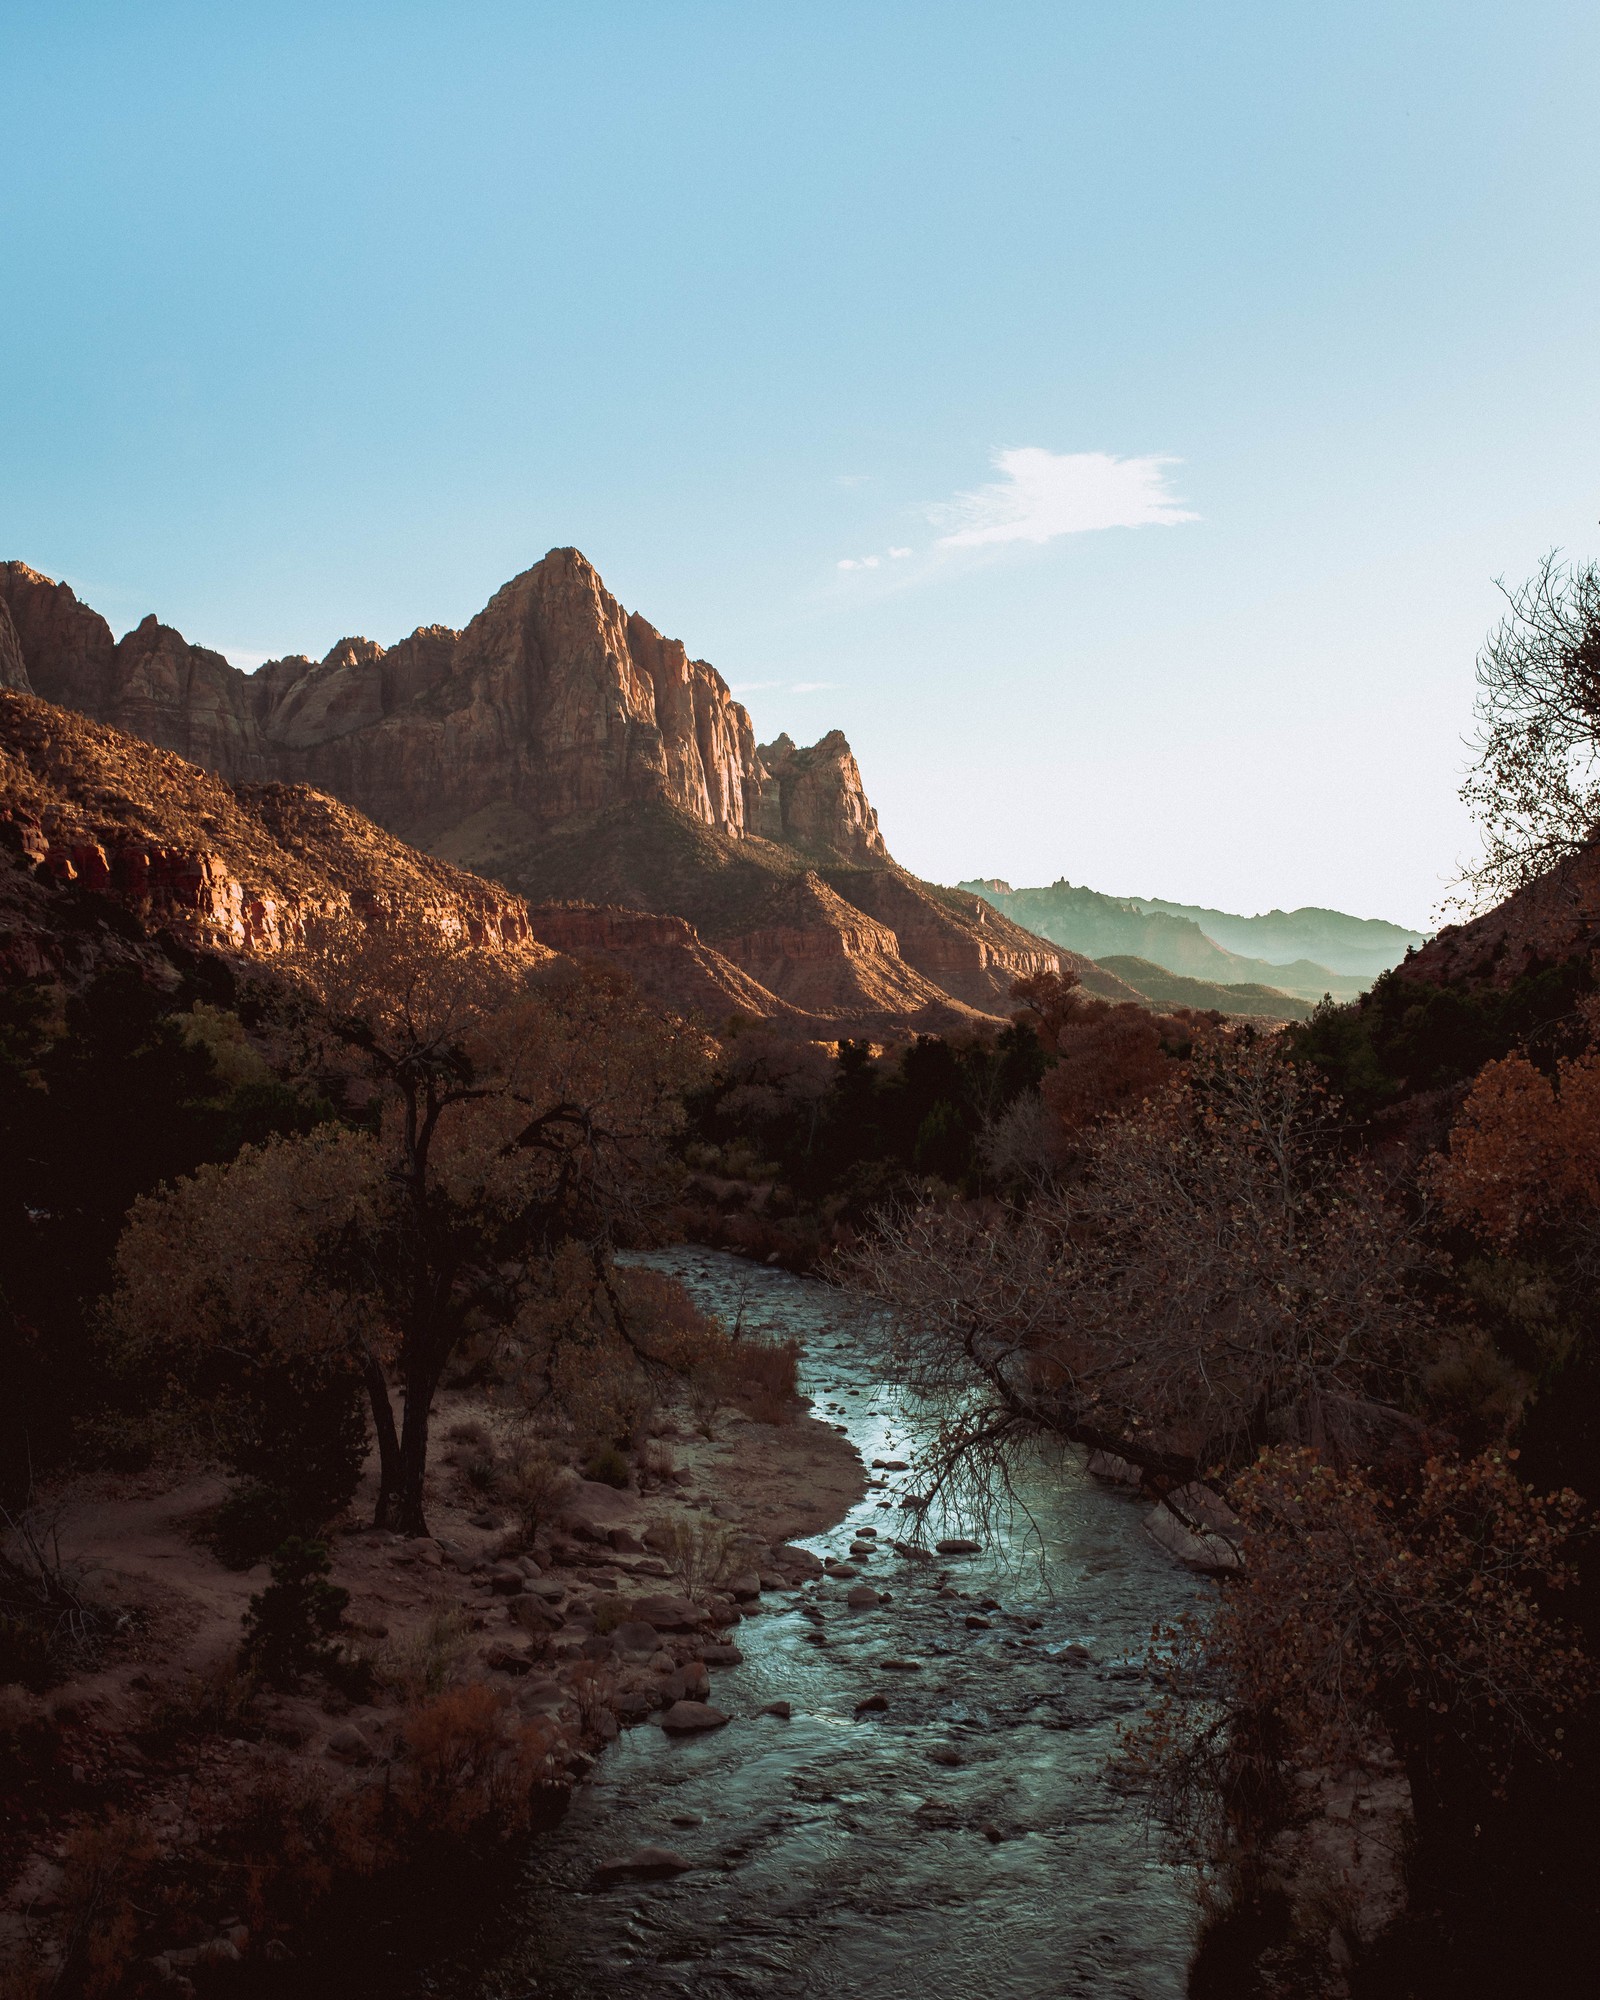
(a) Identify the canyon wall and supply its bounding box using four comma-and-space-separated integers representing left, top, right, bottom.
0, 550, 887, 864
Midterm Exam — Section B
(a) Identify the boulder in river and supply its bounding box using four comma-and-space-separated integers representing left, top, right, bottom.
845, 1584, 881, 1609
935, 1538, 983, 1555
594, 1847, 694, 1884
1085, 1450, 1144, 1487
1143, 1502, 1242, 1572
760, 1700, 793, 1719
660, 1700, 729, 1733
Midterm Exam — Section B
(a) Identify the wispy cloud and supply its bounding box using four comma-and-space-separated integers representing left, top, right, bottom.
732, 677, 839, 698
931, 447, 1197, 549
837, 555, 880, 571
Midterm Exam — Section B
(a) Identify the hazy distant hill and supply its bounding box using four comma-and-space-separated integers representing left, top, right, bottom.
1092, 957, 1314, 1021
959, 878, 1422, 1003
1127, 897, 1423, 980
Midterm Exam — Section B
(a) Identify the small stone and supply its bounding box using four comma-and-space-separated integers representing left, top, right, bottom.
594, 1846, 695, 1884
872, 1459, 909, 1471
488, 1566, 526, 1595
846, 1584, 881, 1609
659, 1700, 729, 1733
726, 1571, 761, 1600
855, 1527, 878, 1538
981, 1822, 1004, 1844
670, 1811, 704, 1826
699, 1642, 744, 1666
615, 1619, 661, 1653
928, 1745, 964, 1767
964, 1614, 992, 1630
935, 1538, 982, 1556
879, 1658, 922, 1671
483, 1641, 534, 1675
760, 1700, 793, 1719
325, 1724, 374, 1763
827, 1562, 859, 1580
854, 1692, 889, 1713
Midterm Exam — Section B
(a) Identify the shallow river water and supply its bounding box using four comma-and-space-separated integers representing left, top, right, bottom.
400, 1248, 1206, 2000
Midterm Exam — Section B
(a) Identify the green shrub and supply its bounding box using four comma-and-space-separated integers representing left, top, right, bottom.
582, 1445, 631, 1489
241, 1538, 349, 1688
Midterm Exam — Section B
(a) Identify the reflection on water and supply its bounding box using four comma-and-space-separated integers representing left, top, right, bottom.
408, 1249, 1207, 1999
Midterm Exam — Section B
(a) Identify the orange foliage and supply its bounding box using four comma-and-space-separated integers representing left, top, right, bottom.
1125, 1446, 1592, 1850
1011, 968, 1200, 1140
1429, 1047, 1600, 1245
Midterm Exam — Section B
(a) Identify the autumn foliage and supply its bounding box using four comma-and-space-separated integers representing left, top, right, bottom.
1429, 1042, 1600, 1246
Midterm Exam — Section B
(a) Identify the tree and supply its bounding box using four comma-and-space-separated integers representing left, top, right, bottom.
851, 1031, 1431, 1498
1461, 551, 1600, 905
111, 926, 707, 1534
1127, 1445, 1591, 1872
1428, 1039, 1600, 1248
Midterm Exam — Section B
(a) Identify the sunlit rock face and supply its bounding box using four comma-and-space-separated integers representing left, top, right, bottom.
1, 549, 1073, 1027
0, 689, 555, 980
0, 549, 884, 862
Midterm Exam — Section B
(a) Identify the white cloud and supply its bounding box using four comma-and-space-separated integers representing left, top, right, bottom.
837, 555, 881, 571
790, 680, 838, 694
931, 446, 1197, 549
888, 546, 912, 559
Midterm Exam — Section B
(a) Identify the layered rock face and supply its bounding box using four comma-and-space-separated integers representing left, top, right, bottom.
0, 550, 885, 863
0, 691, 556, 977
1, 549, 1062, 1027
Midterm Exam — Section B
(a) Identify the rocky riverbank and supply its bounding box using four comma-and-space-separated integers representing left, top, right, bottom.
0, 1371, 865, 1994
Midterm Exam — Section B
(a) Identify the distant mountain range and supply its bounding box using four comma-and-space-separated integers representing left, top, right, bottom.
959, 879, 1425, 1006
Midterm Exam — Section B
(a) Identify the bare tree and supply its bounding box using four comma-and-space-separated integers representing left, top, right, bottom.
849, 1033, 1432, 1507
1460, 551, 1600, 906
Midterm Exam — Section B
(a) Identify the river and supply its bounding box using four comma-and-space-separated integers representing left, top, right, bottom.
392, 1246, 1207, 1999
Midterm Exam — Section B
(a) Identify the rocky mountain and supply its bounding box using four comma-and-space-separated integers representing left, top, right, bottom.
961, 878, 1419, 1003
0, 554, 1102, 1027
1402, 840, 1600, 990
0, 691, 559, 985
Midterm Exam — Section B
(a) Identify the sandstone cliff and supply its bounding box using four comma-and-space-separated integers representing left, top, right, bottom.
1, 550, 1065, 1026
0, 691, 556, 977
0, 551, 885, 862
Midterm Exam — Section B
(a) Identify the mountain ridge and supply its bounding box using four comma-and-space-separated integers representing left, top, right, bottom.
0, 553, 1111, 1027
961, 877, 1423, 1002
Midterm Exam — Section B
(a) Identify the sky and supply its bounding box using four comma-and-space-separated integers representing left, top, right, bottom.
3, 3, 1598, 932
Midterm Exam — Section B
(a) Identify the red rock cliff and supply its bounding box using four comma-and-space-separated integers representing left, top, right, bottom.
0, 550, 885, 864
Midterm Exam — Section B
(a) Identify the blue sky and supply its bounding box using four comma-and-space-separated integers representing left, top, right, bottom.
4, 2, 1598, 930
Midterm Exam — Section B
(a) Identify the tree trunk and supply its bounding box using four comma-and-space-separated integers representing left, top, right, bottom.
362, 1352, 405, 1530
394, 1369, 437, 1537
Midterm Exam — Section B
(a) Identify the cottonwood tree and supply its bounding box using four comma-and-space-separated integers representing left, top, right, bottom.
112, 925, 707, 1533
1126, 1444, 1591, 1865
1461, 551, 1600, 905
851, 1031, 1431, 1503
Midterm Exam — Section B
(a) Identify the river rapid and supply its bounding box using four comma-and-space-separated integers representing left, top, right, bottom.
400, 1247, 1207, 2000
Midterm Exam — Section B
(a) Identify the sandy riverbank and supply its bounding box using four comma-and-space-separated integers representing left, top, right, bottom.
0, 1377, 865, 1991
